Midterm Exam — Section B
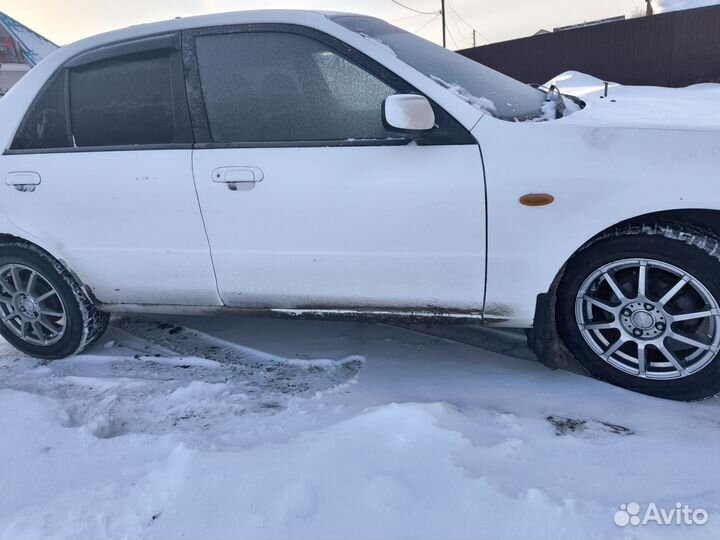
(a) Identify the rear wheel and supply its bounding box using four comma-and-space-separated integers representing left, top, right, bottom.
0, 242, 109, 359
557, 224, 720, 401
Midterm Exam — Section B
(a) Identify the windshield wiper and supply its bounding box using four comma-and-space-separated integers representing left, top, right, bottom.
546, 85, 567, 119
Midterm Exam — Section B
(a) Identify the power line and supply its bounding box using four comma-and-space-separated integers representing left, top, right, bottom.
446, 0, 491, 45
447, 9, 482, 48
449, 0, 491, 44
446, 10, 470, 47
447, 0, 473, 28
390, 12, 435, 23
445, 20, 460, 49
441, 4, 472, 48
389, 0, 439, 15
389, 0, 486, 49
444, 5, 468, 38
413, 13, 441, 33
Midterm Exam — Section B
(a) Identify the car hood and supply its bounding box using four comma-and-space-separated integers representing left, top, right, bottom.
549, 71, 720, 132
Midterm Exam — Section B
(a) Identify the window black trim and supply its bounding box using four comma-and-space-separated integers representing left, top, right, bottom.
193, 139, 411, 150
6, 32, 193, 155
64, 33, 180, 68
181, 23, 475, 148
4, 143, 193, 156
63, 69, 72, 144
7, 69, 72, 151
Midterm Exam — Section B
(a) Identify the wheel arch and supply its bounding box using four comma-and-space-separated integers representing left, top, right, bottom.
528, 209, 720, 369
0, 233, 97, 304
551, 209, 720, 297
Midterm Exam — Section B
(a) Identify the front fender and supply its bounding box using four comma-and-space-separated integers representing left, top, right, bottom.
473, 116, 720, 326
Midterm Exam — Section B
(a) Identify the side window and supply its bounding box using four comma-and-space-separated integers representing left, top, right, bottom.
69, 50, 189, 147
194, 32, 399, 143
12, 47, 191, 151
11, 73, 71, 150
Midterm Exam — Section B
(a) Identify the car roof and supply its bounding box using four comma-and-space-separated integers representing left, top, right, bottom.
65, 10, 347, 51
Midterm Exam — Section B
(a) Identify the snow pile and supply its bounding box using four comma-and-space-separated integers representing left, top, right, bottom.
652, 0, 720, 13
531, 90, 582, 122
546, 70, 720, 130
1, 316, 720, 539
0, 393, 603, 540
539, 99, 558, 121
547, 71, 614, 97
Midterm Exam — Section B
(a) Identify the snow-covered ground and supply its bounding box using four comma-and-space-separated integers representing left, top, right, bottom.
2, 313, 720, 540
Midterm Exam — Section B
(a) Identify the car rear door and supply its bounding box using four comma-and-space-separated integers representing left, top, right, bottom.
184, 25, 487, 313
0, 35, 220, 307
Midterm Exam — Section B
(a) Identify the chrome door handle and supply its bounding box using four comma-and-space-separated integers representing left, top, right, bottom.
6, 171, 41, 192
212, 166, 264, 187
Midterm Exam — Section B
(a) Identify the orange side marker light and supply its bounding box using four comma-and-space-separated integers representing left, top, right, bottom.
520, 193, 555, 207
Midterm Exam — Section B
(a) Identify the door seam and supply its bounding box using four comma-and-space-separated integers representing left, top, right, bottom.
190, 150, 223, 304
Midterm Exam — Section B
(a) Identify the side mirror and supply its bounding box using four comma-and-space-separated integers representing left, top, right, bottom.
383, 94, 436, 133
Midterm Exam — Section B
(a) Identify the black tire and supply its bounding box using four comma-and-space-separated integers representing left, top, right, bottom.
557, 223, 720, 401
0, 241, 109, 359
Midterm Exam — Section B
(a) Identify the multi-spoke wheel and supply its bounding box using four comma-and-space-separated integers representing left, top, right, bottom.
0, 264, 67, 346
558, 225, 720, 401
575, 259, 720, 380
0, 242, 109, 359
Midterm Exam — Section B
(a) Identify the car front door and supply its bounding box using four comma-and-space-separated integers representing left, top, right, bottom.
0, 36, 220, 307
185, 25, 486, 313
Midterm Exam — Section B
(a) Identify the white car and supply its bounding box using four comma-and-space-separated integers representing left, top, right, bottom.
0, 11, 718, 401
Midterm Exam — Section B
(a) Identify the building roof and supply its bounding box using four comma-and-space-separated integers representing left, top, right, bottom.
0, 11, 58, 67
554, 16, 626, 33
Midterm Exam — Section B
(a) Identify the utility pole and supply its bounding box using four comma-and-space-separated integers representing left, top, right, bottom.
473, 29, 477, 47
441, 0, 446, 48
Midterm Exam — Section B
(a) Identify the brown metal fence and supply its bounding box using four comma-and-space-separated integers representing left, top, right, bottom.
458, 5, 720, 88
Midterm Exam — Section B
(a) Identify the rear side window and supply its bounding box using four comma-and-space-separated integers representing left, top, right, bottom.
11, 46, 191, 150
11, 73, 70, 150
194, 32, 399, 143
70, 51, 187, 147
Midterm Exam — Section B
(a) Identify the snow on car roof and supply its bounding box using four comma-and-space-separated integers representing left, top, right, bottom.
68, 10, 341, 49
30, 10, 357, 76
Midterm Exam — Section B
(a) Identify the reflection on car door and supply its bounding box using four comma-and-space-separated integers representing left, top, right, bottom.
185, 26, 487, 312
0, 39, 220, 306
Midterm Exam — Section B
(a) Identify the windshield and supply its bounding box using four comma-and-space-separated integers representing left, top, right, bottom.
332, 15, 547, 121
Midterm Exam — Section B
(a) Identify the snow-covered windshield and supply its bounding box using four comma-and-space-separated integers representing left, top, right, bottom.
332, 15, 547, 121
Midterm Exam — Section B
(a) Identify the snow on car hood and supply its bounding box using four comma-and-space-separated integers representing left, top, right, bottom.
547, 70, 720, 131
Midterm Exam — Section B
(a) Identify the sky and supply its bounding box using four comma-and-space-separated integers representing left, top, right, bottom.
2, 0, 645, 49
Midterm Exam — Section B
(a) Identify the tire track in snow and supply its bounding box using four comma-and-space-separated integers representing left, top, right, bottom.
0, 317, 364, 440
111, 316, 365, 396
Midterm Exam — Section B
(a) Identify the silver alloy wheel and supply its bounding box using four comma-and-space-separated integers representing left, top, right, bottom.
0, 264, 66, 346
576, 258, 720, 380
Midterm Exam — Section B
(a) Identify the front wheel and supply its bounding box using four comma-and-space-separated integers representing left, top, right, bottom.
0, 242, 109, 359
557, 224, 720, 401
